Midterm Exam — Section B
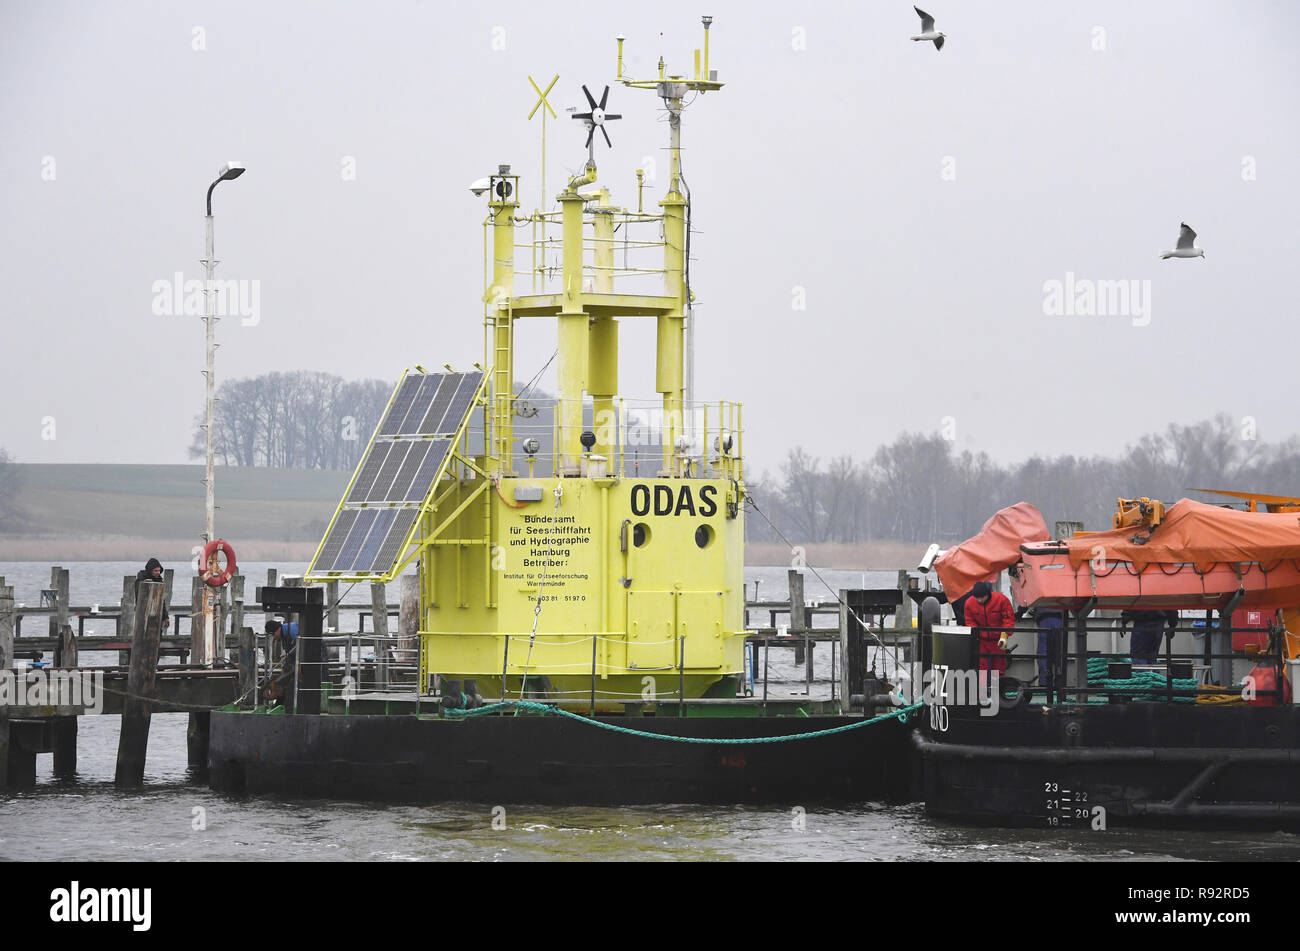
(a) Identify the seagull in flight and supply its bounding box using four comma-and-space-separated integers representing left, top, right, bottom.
1161, 223, 1205, 259
911, 6, 945, 51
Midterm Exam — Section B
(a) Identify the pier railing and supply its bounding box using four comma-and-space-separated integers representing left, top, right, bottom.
924, 616, 1291, 707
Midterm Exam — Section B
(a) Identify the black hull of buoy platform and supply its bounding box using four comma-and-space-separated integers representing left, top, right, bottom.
916, 703, 1300, 829
208, 711, 917, 804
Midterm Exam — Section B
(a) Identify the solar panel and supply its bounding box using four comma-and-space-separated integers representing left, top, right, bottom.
307, 369, 486, 579
437, 373, 482, 435
353, 508, 398, 572
417, 372, 463, 434
377, 376, 422, 436
387, 440, 431, 501
366, 441, 411, 503
405, 440, 451, 502
372, 509, 420, 573
335, 508, 379, 572
315, 508, 359, 572
397, 374, 444, 435
347, 442, 392, 504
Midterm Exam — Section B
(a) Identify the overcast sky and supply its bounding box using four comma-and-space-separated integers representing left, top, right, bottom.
3, 0, 1297, 477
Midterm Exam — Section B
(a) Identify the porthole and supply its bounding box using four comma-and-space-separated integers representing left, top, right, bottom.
695, 524, 714, 549
633, 523, 651, 548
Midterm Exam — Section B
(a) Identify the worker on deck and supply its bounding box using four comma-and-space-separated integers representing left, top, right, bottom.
964, 580, 1014, 674
1031, 606, 1065, 688
1122, 609, 1179, 666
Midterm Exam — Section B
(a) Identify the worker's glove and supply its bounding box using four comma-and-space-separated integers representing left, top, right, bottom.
997, 636, 1008, 650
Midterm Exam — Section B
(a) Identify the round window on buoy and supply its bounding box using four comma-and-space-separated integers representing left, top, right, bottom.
695, 524, 714, 549
633, 523, 651, 547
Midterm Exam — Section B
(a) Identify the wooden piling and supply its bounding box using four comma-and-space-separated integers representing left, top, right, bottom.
119, 575, 136, 666
370, 582, 389, 689
0, 584, 13, 789
230, 574, 244, 635
399, 575, 419, 673
787, 570, 806, 634
187, 711, 210, 769
56, 623, 77, 668
266, 568, 279, 589
114, 580, 165, 788
190, 575, 206, 665
51, 717, 77, 778
238, 625, 257, 709
788, 570, 806, 664
49, 566, 69, 640
895, 569, 914, 631
326, 579, 339, 632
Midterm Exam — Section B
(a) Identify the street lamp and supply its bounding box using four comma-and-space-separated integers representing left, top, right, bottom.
201, 160, 245, 667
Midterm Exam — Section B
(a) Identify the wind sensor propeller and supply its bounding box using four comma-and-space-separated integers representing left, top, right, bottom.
572, 84, 621, 150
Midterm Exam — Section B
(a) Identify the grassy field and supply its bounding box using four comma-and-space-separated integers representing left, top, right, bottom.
1, 464, 350, 561
0, 464, 925, 568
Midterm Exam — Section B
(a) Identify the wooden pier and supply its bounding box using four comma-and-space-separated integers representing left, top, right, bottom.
0, 564, 919, 789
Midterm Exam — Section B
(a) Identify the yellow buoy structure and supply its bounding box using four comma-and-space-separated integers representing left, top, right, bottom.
307, 18, 745, 706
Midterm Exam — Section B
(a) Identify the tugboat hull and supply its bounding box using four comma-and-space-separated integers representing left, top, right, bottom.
209, 710, 917, 805
916, 704, 1300, 828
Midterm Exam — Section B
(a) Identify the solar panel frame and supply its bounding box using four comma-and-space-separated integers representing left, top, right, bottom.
377, 376, 423, 437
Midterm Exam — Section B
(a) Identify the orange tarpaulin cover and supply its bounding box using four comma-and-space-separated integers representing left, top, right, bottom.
935, 503, 1050, 600
1063, 498, 1300, 571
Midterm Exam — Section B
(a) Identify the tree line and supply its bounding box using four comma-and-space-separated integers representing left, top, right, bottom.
188, 371, 393, 470
747, 415, 1300, 544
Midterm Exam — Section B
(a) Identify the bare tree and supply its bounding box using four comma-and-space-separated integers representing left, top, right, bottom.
0, 447, 24, 530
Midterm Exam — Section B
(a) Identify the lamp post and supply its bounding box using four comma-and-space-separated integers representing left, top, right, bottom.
200, 160, 245, 667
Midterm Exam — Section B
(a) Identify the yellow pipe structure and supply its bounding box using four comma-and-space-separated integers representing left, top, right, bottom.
558, 164, 597, 474
488, 182, 518, 474
590, 187, 618, 458
658, 99, 687, 474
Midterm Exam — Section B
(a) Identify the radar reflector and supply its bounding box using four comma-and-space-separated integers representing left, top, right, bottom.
306, 368, 486, 581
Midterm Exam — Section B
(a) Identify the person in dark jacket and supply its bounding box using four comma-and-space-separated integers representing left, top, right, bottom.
265, 619, 300, 710
963, 580, 1015, 673
134, 557, 170, 630
1122, 609, 1179, 665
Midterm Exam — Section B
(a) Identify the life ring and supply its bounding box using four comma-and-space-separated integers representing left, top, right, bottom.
201, 539, 237, 587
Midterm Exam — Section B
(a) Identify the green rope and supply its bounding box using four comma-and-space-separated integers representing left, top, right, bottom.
1085, 656, 1200, 702
445, 699, 923, 744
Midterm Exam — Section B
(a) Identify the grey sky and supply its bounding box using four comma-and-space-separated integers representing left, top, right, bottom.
2, 1, 1297, 477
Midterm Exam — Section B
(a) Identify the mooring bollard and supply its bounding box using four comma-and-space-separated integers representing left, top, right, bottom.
115, 580, 166, 788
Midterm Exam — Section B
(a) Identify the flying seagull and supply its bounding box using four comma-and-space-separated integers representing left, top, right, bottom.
1161, 223, 1205, 259
911, 6, 945, 51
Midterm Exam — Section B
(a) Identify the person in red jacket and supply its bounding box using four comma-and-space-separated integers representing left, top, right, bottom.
964, 580, 1014, 674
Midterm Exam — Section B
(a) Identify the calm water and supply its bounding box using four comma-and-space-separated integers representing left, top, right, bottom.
2, 562, 1299, 861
